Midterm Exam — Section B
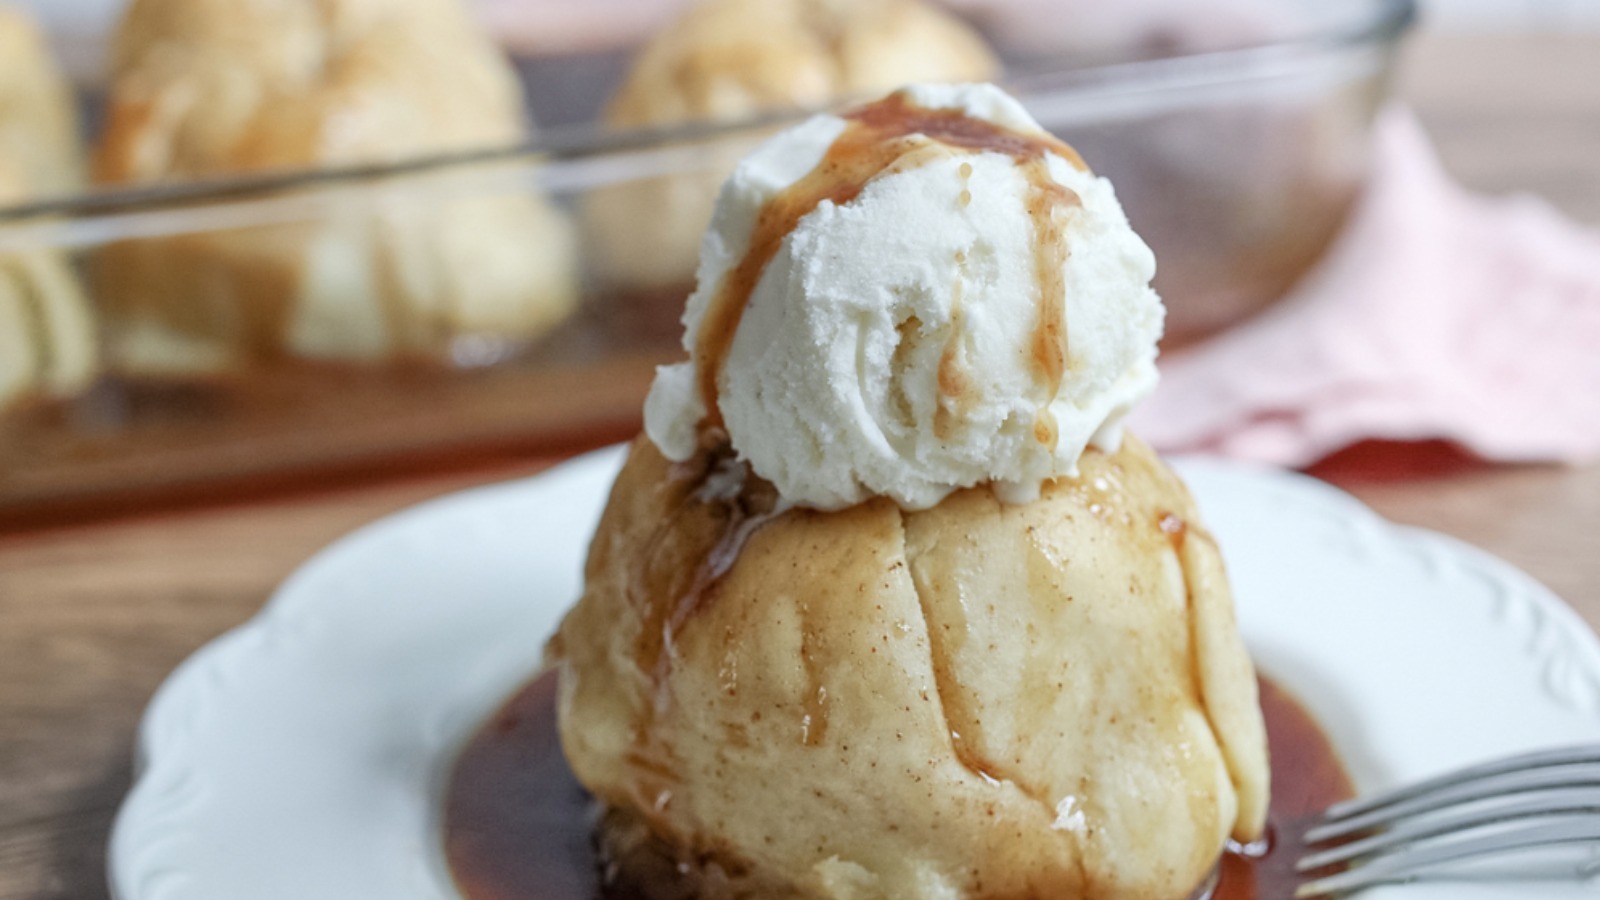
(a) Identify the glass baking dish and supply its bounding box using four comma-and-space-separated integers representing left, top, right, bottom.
0, 0, 1414, 521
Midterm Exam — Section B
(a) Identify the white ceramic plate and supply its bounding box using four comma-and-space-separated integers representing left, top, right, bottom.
110, 447, 1600, 900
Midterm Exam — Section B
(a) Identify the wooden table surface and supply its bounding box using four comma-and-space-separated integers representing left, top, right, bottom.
3, 30, 1599, 900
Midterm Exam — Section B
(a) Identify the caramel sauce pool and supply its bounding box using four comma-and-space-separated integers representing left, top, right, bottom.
693, 91, 1086, 446
445, 674, 1353, 900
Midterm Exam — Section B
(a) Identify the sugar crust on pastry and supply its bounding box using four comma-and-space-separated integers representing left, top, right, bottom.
555, 434, 1269, 900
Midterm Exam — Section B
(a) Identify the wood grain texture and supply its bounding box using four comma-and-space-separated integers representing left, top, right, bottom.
2, 29, 1599, 900
0, 459, 559, 899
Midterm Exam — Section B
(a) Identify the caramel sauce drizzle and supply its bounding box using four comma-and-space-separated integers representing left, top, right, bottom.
1158, 510, 1188, 551
798, 623, 830, 747
622, 453, 785, 823
933, 265, 967, 442
1025, 162, 1079, 451
692, 91, 1087, 443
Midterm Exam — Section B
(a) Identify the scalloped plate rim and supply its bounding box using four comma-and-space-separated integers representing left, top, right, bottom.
107, 446, 1600, 900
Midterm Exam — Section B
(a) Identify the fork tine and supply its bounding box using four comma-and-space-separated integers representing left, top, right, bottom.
1295, 819, 1600, 899
1323, 745, 1600, 822
1298, 788, 1600, 871
1305, 764, 1600, 843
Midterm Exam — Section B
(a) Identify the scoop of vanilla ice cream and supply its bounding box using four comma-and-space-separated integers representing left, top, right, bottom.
644, 82, 1164, 510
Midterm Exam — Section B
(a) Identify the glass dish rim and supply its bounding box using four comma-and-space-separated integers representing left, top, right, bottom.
0, 0, 1417, 228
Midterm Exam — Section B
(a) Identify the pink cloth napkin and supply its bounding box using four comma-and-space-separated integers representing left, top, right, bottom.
1129, 106, 1600, 469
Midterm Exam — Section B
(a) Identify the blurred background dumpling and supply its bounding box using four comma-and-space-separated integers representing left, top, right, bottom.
582, 0, 1000, 296
92, 0, 578, 375
0, 5, 95, 411
0, 4, 81, 197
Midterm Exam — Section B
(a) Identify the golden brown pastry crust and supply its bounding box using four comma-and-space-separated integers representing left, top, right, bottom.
97, 0, 526, 182
557, 435, 1269, 900
583, 0, 1001, 290
92, 0, 577, 371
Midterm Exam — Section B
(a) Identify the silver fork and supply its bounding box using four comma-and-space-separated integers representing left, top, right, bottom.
1294, 744, 1600, 897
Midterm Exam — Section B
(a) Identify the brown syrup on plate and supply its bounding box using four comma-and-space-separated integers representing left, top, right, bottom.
444, 673, 1353, 900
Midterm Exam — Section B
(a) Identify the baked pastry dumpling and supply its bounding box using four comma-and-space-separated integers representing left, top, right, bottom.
559, 436, 1266, 899
0, 6, 95, 411
93, 0, 578, 374
554, 84, 1268, 899
0, 160, 97, 410
583, 0, 1000, 293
